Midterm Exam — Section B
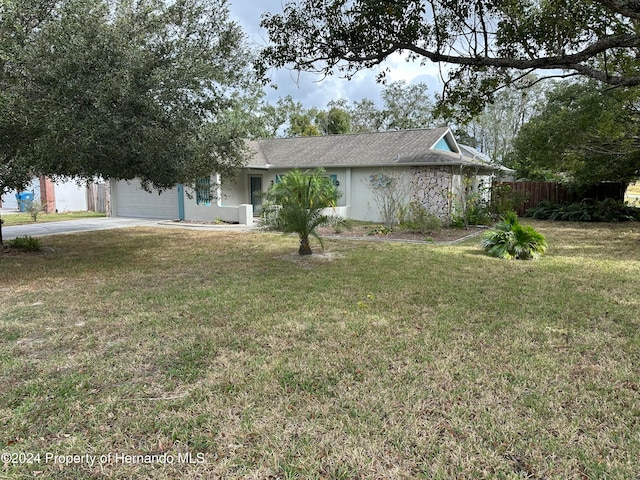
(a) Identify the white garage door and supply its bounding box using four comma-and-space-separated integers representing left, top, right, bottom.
112, 179, 179, 219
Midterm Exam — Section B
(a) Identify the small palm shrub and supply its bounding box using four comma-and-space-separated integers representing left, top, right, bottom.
262, 168, 340, 255
7, 235, 41, 252
481, 211, 547, 260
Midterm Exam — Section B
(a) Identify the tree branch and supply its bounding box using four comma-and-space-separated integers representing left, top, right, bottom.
594, 0, 640, 20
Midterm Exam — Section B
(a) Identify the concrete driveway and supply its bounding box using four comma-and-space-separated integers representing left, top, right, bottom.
1, 216, 164, 241
1, 214, 257, 241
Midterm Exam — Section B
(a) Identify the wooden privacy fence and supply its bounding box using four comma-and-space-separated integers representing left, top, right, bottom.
494, 182, 573, 216
87, 183, 106, 213
493, 181, 628, 215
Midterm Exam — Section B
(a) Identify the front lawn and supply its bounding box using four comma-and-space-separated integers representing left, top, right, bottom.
0, 221, 638, 478
1, 211, 106, 226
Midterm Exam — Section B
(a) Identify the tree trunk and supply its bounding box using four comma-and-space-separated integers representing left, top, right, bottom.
298, 235, 312, 255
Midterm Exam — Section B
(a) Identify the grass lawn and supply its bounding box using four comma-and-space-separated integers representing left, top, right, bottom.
1, 221, 639, 479
0, 211, 106, 227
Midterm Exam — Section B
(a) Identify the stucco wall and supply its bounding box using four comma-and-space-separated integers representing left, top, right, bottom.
216, 166, 489, 224
348, 167, 413, 223
55, 181, 88, 212
221, 173, 248, 206
259, 168, 350, 209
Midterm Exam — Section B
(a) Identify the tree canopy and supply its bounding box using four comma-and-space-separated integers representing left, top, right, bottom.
260, 0, 640, 117
268, 81, 435, 137
508, 81, 640, 189
451, 75, 544, 164
1, 0, 261, 196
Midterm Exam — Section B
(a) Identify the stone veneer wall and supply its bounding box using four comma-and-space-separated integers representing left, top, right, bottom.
410, 166, 453, 219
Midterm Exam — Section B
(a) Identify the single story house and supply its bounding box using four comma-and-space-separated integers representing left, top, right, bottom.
109, 127, 511, 224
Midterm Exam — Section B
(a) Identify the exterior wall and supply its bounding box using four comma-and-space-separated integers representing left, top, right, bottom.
227, 166, 459, 224
410, 166, 454, 220
111, 178, 253, 224
261, 168, 350, 208
257, 167, 393, 222
105, 166, 495, 225
184, 180, 253, 225
55, 180, 88, 212
475, 175, 493, 202
450, 172, 464, 216
221, 168, 352, 221
221, 173, 249, 206
2, 177, 90, 212
448, 171, 494, 216
349, 167, 411, 223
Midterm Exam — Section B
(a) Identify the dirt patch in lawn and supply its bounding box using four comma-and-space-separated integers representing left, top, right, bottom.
280, 250, 344, 268
316, 224, 487, 243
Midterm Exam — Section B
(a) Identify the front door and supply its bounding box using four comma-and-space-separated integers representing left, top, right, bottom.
250, 176, 263, 214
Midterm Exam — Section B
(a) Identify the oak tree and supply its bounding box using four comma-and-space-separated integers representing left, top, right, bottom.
1, 0, 260, 193
508, 81, 640, 191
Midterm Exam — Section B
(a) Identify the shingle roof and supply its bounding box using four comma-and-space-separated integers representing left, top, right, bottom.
458, 144, 517, 173
246, 128, 498, 170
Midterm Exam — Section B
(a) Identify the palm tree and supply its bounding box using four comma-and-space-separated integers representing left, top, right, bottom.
264, 168, 340, 255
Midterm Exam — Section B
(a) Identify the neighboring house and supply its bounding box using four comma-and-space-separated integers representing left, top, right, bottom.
109, 127, 511, 224
0, 176, 102, 213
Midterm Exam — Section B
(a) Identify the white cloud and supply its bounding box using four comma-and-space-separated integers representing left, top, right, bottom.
228, 0, 444, 107
382, 51, 443, 85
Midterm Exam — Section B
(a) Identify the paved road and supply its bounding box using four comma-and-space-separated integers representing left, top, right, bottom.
1, 216, 256, 241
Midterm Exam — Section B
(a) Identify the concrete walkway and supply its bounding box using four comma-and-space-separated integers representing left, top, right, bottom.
0, 215, 256, 241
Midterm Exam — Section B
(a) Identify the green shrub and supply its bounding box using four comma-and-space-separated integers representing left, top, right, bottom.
481, 211, 547, 260
260, 204, 284, 231
526, 199, 640, 222
8, 235, 41, 252
450, 202, 492, 228
23, 199, 43, 222
367, 225, 393, 236
401, 201, 442, 234
489, 184, 529, 217
327, 215, 352, 234
450, 179, 492, 228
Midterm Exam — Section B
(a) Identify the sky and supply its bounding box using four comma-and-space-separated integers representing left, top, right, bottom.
226, 0, 444, 109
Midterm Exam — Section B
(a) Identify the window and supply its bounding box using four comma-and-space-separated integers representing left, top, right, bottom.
196, 177, 212, 206
434, 137, 454, 152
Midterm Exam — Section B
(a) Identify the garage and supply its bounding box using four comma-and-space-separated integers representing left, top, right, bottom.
110, 179, 180, 219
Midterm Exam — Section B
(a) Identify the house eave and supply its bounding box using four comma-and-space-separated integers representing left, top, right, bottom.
244, 161, 500, 171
